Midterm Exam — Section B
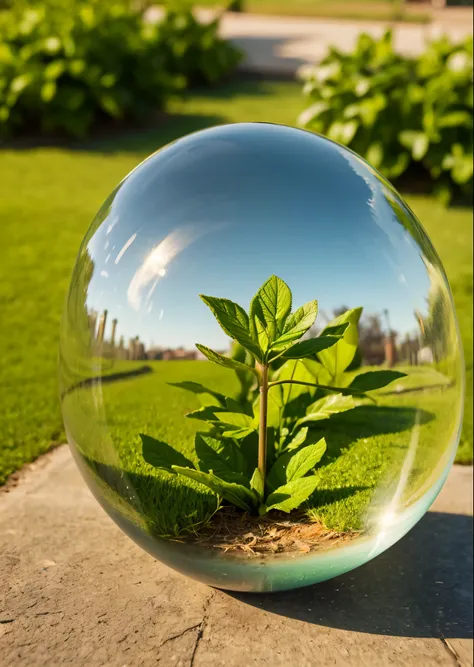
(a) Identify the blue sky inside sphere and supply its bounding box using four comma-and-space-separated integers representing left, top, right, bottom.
83, 124, 435, 351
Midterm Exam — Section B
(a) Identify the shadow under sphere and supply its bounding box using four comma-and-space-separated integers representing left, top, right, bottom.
230, 512, 473, 639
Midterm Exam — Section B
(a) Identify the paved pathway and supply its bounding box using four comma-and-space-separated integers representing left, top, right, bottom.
0, 446, 472, 666
149, 7, 473, 75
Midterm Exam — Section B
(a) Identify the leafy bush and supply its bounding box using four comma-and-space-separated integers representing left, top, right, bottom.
141, 275, 404, 518
298, 31, 473, 203
0, 0, 241, 139
151, 8, 242, 86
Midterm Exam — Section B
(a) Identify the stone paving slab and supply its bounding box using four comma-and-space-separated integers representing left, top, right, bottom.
218, 11, 472, 74
0, 446, 472, 666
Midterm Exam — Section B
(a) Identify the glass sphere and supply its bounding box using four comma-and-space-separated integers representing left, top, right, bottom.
60, 123, 464, 592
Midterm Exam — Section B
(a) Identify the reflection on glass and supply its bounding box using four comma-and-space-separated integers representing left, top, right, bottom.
60, 123, 463, 592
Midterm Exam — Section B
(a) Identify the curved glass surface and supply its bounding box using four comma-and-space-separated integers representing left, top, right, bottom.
60, 123, 464, 592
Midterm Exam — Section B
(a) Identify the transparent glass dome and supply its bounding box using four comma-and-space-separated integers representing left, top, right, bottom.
60, 123, 464, 593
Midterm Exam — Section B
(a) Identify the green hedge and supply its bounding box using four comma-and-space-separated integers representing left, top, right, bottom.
0, 0, 241, 139
298, 31, 473, 203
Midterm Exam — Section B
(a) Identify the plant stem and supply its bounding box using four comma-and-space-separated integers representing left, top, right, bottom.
258, 364, 269, 482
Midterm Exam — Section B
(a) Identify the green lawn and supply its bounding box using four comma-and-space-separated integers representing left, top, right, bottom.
0, 79, 472, 487
62, 359, 460, 536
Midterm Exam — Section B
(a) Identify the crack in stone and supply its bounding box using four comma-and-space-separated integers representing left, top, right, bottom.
440, 636, 464, 667
189, 591, 214, 667
159, 623, 202, 648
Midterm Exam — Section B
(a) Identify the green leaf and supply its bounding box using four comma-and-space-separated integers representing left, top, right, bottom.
265, 458, 287, 496
253, 387, 282, 430
265, 476, 320, 513
41, 81, 56, 103
230, 341, 257, 404
452, 158, 473, 185
295, 394, 355, 427
199, 295, 261, 359
250, 468, 265, 500
328, 119, 359, 144
98, 92, 122, 118
320, 322, 350, 337
230, 341, 247, 364
348, 370, 407, 392
225, 396, 249, 414
273, 359, 317, 404
366, 141, 384, 169
44, 60, 65, 80
357, 95, 386, 128
249, 302, 271, 353
214, 411, 254, 428
399, 130, 429, 161
230, 431, 257, 477
185, 405, 226, 422
196, 344, 259, 377
267, 438, 326, 490
301, 358, 326, 381
222, 427, 255, 439
282, 335, 342, 359
194, 433, 248, 484
438, 111, 472, 129
412, 135, 429, 162
285, 426, 309, 451
271, 300, 318, 351
318, 307, 363, 377
168, 381, 227, 406
298, 101, 330, 126
10, 73, 32, 95
172, 467, 256, 512
250, 275, 292, 347
286, 438, 327, 482
140, 434, 194, 471
383, 151, 410, 180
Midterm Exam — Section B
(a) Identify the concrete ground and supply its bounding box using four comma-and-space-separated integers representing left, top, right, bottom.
0, 445, 472, 666
149, 7, 474, 76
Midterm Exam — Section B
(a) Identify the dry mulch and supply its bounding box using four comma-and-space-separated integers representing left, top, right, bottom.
183, 507, 359, 557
